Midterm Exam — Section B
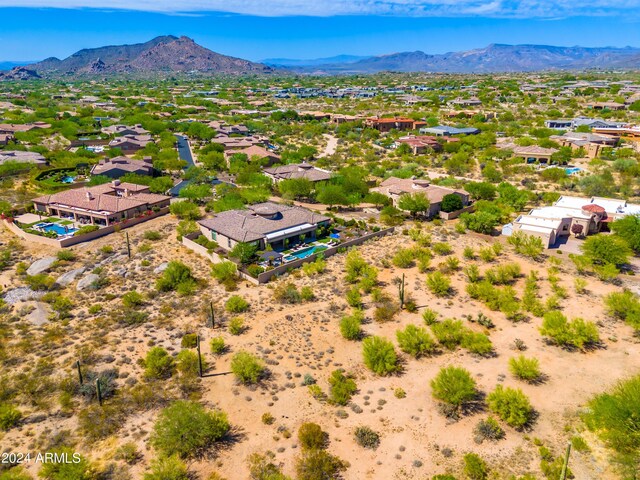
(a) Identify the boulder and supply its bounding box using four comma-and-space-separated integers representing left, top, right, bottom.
154, 262, 169, 274
55, 267, 86, 287
76, 273, 100, 291
26, 256, 57, 276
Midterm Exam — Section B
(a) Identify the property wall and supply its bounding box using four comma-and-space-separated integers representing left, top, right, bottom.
439, 204, 475, 220
182, 227, 395, 284
3, 207, 169, 248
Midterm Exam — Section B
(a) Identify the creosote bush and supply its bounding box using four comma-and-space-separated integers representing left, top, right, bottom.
396, 324, 436, 358
431, 366, 477, 410
362, 336, 399, 376
509, 355, 542, 383
298, 422, 327, 450
225, 295, 250, 313
230, 351, 265, 384
354, 426, 380, 449
487, 385, 534, 429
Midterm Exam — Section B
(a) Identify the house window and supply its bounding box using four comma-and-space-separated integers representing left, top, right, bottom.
211, 231, 217, 241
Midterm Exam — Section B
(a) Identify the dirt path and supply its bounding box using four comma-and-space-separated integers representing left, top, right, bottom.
321, 134, 338, 157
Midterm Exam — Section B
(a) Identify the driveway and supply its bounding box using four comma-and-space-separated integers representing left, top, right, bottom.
175, 134, 195, 169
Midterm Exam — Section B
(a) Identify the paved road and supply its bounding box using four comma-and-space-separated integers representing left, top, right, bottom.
175, 134, 195, 169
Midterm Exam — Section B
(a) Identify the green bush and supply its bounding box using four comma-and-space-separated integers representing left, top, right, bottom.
487, 385, 534, 429
144, 347, 174, 379
298, 422, 327, 450
345, 286, 362, 308
122, 290, 145, 308
604, 290, 640, 330
430, 366, 477, 409
426, 271, 452, 297
150, 400, 229, 458
38, 448, 92, 480
181, 333, 198, 348
156, 261, 197, 295
169, 200, 201, 220
328, 370, 357, 406
509, 355, 542, 383
230, 351, 265, 384
362, 336, 399, 376
56, 249, 76, 261
340, 311, 363, 340
176, 350, 206, 377
225, 295, 249, 313
144, 230, 162, 241
396, 324, 436, 358
295, 449, 346, 480
431, 319, 466, 350
540, 311, 599, 350
461, 332, 493, 357
583, 375, 640, 475
228, 316, 246, 335
272, 282, 302, 304
354, 426, 380, 449
473, 417, 505, 443
463, 453, 488, 480
210, 337, 226, 354
0, 403, 21, 431
143, 455, 189, 480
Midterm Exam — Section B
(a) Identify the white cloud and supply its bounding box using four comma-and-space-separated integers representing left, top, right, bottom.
0, 0, 638, 17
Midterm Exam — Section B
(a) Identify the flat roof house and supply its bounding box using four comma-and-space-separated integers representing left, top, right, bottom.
263, 163, 332, 183
419, 125, 480, 136
90, 156, 154, 178
371, 177, 470, 217
198, 202, 331, 251
32, 181, 170, 227
550, 132, 618, 158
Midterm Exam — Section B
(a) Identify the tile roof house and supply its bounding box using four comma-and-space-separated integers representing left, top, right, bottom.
32, 180, 170, 227
395, 135, 442, 154
0, 150, 47, 165
101, 124, 149, 136
198, 202, 331, 251
365, 117, 426, 133
550, 132, 618, 158
225, 145, 281, 166
371, 177, 469, 217
109, 135, 153, 154
90, 156, 154, 178
263, 163, 331, 183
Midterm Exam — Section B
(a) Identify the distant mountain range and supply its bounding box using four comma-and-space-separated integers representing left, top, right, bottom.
21, 36, 275, 76
286, 44, 640, 73
3, 40, 640, 77
262, 55, 371, 67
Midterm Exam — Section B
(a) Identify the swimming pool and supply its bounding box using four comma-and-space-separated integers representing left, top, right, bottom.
565, 167, 582, 175
61, 176, 76, 184
35, 222, 77, 236
285, 245, 328, 261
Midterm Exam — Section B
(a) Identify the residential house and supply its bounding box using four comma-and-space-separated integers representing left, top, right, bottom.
586, 102, 626, 111
395, 135, 442, 154
226, 145, 281, 166
550, 132, 618, 158
263, 163, 331, 183
365, 117, 426, 133
371, 177, 470, 217
510, 145, 558, 163
32, 181, 170, 227
0, 133, 14, 146
197, 202, 331, 251
0, 150, 47, 166
419, 125, 480, 136
102, 124, 149, 136
449, 97, 482, 107
109, 135, 153, 154
90, 156, 154, 178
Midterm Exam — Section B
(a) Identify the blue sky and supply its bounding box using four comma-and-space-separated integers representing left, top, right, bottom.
0, 1, 639, 61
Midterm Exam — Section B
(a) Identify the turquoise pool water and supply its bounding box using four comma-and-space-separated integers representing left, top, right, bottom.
61, 176, 76, 184
35, 222, 77, 236
285, 245, 328, 261
565, 167, 582, 175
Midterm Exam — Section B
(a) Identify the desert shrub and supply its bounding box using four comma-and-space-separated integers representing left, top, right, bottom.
473, 417, 505, 443
143, 455, 189, 480
464, 264, 481, 283
38, 448, 92, 480
211, 261, 238, 288
114, 442, 141, 464
487, 385, 534, 429
393, 248, 415, 268
302, 256, 327, 276
210, 337, 226, 354
431, 366, 477, 409
144, 230, 162, 241
261, 412, 275, 425
295, 449, 346, 480
354, 426, 380, 449
604, 290, 640, 330
345, 249, 378, 286
225, 295, 249, 313
156, 261, 197, 295
248, 452, 290, 480
120, 290, 145, 309
422, 308, 439, 325
426, 271, 452, 297
298, 422, 327, 450
362, 336, 399, 376
0, 403, 21, 430
463, 453, 488, 480
431, 319, 466, 350
301, 286, 315, 301
478, 246, 496, 262
25, 274, 55, 291
328, 370, 357, 406
396, 324, 436, 358
273, 282, 302, 304
345, 287, 362, 308
150, 400, 229, 458
433, 242, 453, 255
509, 356, 542, 383
231, 351, 265, 384
508, 232, 545, 260
144, 347, 174, 379
461, 332, 493, 357
176, 350, 206, 377
339, 310, 363, 340
56, 249, 76, 262
170, 200, 201, 220
583, 375, 640, 475
228, 317, 245, 335
540, 311, 599, 350
373, 300, 399, 323
181, 333, 198, 348
78, 403, 125, 441
485, 263, 521, 285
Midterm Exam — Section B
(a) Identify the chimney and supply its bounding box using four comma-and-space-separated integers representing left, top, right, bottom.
112, 179, 121, 187
86, 191, 94, 200
124, 188, 130, 197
